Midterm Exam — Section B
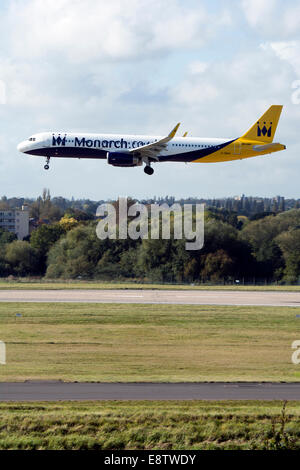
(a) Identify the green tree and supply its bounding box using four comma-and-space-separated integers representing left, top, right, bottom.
198, 219, 255, 282
30, 224, 65, 274
136, 238, 177, 282
5, 241, 39, 277
46, 224, 115, 279
276, 229, 300, 283
30, 189, 62, 222
0, 229, 17, 245
30, 224, 65, 254
0, 229, 18, 277
201, 249, 234, 282
241, 209, 300, 281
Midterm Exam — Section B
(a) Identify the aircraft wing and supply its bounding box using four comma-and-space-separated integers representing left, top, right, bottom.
129, 123, 180, 161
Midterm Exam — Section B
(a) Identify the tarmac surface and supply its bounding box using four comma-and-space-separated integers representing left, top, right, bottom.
1, 382, 300, 401
1, 289, 300, 402
0, 289, 300, 306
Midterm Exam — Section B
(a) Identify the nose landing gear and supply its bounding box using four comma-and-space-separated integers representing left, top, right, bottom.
44, 157, 50, 170
144, 165, 154, 175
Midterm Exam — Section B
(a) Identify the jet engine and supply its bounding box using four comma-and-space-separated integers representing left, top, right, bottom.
107, 152, 142, 167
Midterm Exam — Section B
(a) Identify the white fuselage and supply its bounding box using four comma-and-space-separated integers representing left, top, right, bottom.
17, 131, 230, 162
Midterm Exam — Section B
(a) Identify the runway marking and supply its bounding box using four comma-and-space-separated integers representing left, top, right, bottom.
1, 382, 300, 401
0, 289, 299, 307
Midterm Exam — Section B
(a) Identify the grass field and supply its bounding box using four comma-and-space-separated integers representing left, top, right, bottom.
1, 302, 300, 382
1, 401, 300, 450
0, 280, 300, 291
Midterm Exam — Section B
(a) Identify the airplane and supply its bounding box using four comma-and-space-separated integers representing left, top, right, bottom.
17, 105, 285, 176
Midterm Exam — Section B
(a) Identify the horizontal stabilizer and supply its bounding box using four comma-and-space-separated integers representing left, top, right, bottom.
253, 142, 286, 152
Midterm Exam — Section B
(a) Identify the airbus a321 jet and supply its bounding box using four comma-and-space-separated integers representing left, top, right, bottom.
17, 105, 285, 175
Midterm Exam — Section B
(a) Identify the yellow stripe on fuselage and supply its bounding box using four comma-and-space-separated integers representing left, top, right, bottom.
193, 138, 286, 163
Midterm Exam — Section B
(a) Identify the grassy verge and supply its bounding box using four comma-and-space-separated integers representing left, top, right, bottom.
0, 401, 300, 450
0, 280, 300, 291
1, 303, 300, 382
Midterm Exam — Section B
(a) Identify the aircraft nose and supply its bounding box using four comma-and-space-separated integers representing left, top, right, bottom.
17, 141, 27, 153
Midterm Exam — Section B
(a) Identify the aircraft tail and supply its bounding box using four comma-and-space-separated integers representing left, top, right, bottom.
241, 105, 283, 143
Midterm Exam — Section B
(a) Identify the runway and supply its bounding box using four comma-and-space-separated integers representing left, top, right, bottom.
1, 382, 300, 401
0, 289, 300, 306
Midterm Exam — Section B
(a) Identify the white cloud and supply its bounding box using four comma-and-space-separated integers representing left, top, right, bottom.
168, 46, 294, 140
265, 41, 300, 75
7, 0, 225, 64
188, 61, 209, 75
241, 0, 300, 37
282, 4, 300, 35
0, 60, 54, 108
241, 0, 278, 29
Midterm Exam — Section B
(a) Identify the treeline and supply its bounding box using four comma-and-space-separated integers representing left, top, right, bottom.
1, 205, 300, 284
1, 192, 300, 220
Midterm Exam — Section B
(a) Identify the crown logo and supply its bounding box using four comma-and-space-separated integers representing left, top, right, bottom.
52, 134, 67, 146
257, 121, 272, 138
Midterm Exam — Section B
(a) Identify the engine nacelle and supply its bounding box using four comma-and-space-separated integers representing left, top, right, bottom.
107, 152, 142, 167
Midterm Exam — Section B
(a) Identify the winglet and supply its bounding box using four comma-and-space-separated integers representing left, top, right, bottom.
168, 123, 181, 139
183, 132, 188, 137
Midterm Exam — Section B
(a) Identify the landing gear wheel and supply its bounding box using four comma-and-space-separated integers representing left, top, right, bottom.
44, 157, 50, 170
144, 165, 154, 175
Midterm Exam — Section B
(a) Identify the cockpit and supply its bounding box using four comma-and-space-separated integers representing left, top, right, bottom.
18, 134, 43, 154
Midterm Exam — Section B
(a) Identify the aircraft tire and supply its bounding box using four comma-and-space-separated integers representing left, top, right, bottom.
144, 166, 154, 175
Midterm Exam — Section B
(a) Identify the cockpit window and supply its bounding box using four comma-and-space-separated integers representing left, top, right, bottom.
28, 137, 36, 141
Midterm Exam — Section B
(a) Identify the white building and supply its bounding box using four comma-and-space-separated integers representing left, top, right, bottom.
0, 206, 29, 240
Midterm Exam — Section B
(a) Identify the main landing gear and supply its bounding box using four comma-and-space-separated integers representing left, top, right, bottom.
144, 165, 154, 176
44, 157, 50, 170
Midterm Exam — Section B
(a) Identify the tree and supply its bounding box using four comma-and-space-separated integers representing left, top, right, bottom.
194, 219, 255, 282
201, 249, 234, 282
0, 229, 17, 245
30, 224, 65, 274
0, 229, 18, 277
46, 222, 139, 280
64, 208, 95, 221
5, 241, 39, 276
241, 209, 300, 281
46, 224, 106, 279
276, 229, 300, 283
58, 216, 79, 231
30, 189, 63, 222
136, 238, 177, 282
30, 224, 65, 254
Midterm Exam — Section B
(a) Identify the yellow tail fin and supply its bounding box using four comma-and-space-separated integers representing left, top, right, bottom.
241, 105, 283, 143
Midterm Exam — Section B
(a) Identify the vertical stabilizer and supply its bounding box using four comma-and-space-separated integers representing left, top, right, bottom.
241, 105, 283, 143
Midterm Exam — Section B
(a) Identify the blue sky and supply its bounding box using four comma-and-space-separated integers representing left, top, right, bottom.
0, 0, 300, 200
